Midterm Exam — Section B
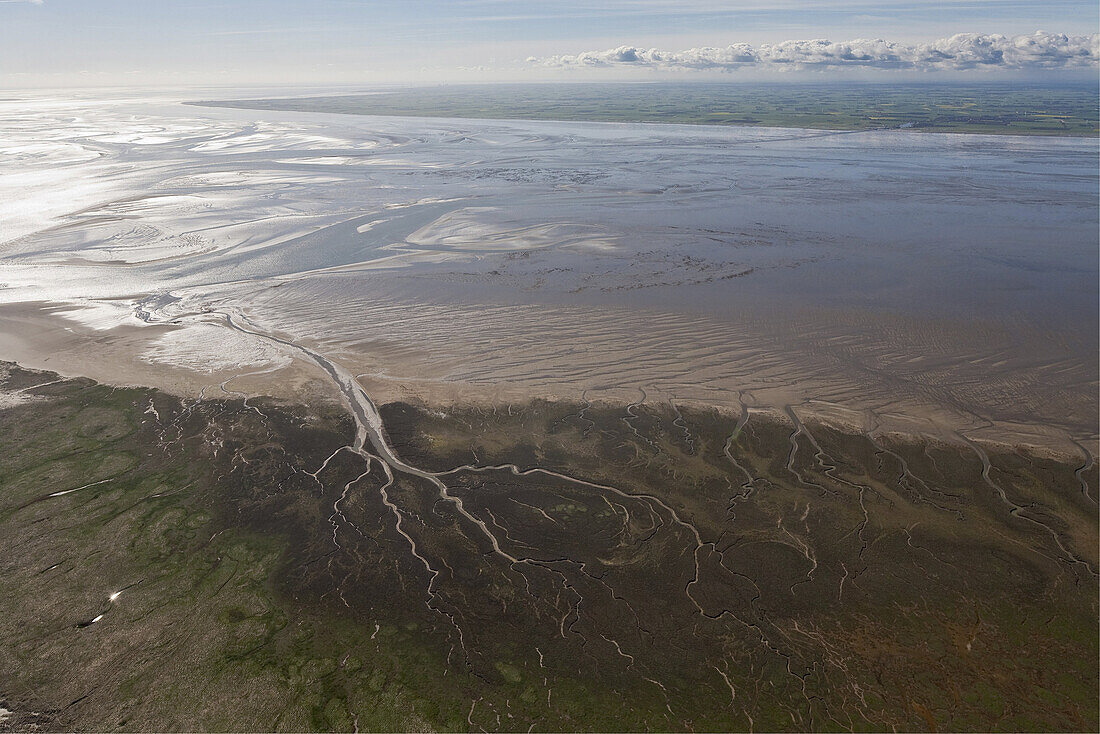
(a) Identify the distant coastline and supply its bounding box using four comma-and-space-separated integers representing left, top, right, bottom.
191, 81, 1100, 137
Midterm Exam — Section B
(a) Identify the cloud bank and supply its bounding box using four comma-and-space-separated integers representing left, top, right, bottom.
528, 32, 1099, 73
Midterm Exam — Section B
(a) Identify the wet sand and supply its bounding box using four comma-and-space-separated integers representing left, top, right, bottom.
0, 91, 1096, 458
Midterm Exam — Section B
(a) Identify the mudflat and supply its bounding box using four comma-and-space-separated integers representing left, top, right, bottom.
0, 93, 1096, 453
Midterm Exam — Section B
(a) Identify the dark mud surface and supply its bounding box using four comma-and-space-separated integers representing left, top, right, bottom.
1, 363, 1096, 731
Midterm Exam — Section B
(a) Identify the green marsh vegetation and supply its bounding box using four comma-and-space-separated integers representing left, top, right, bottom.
1, 363, 1096, 731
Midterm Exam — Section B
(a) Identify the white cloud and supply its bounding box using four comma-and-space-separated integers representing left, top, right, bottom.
529, 32, 1100, 73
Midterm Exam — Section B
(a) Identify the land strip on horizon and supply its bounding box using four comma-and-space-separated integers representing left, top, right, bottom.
193, 82, 1100, 136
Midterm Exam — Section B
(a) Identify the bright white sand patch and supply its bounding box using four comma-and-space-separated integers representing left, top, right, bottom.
89, 120, 219, 146
141, 323, 292, 373
281, 156, 436, 167
356, 218, 391, 234
281, 156, 364, 166
0, 391, 44, 410
382, 196, 464, 211
0, 168, 116, 244
0, 365, 51, 410
406, 208, 616, 253
158, 170, 345, 189
93, 133, 187, 145
77, 193, 233, 219
0, 141, 103, 165
53, 300, 143, 331
189, 130, 354, 154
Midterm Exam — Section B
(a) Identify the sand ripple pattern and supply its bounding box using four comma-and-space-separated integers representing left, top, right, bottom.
0, 93, 1096, 452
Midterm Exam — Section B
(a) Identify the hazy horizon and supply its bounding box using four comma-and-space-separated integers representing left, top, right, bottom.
1, 0, 1097, 88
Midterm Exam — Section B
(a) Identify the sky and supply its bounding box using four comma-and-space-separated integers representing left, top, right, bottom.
0, 0, 1097, 88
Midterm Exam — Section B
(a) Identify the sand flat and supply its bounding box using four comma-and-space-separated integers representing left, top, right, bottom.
0, 91, 1095, 455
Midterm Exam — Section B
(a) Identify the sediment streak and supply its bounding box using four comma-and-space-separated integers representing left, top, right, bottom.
219, 311, 522, 565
